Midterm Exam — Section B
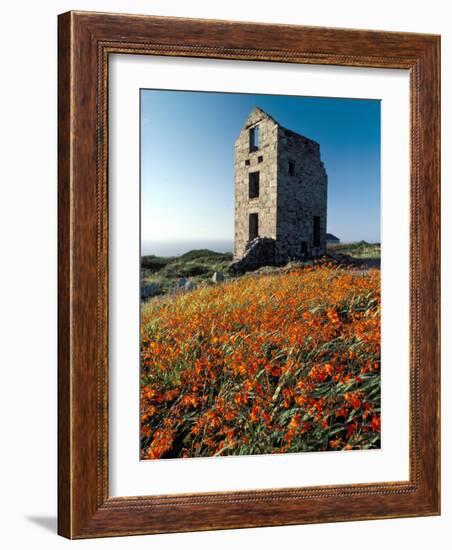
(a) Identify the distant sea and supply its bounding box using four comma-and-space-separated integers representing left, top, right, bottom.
141, 239, 233, 257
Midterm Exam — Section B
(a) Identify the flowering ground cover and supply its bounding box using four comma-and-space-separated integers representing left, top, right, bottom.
140, 264, 380, 459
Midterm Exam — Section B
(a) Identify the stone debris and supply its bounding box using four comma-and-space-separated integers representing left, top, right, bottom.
177, 277, 187, 288
211, 271, 225, 283
184, 279, 195, 291
229, 237, 276, 274
141, 282, 161, 299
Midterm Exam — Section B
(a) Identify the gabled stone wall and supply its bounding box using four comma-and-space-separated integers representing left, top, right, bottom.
233, 108, 278, 259
233, 107, 327, 264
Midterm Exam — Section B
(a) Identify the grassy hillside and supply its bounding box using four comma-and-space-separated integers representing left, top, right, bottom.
141, 243, 380, 298
141, 249, 233, 295
140, 264, 381, 459
327, 241, 380, 260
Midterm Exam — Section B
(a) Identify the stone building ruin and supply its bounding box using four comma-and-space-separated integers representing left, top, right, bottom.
232, 107, 327, 269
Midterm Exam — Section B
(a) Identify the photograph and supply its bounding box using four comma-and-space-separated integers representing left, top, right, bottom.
47, 4, 440, 541
139, 90, 382, 460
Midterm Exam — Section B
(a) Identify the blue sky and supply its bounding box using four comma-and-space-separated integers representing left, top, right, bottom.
141, 89, 380, 252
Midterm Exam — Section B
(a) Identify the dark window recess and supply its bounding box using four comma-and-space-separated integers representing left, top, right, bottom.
249, 213, 259, 241
289, 161, 295, 175
248, 171, 260, 199
300, 241, 308, 257
313, 216, 321, 247
258, 155, 263, 163
245, 159, 250, 166
249, 125, 259, 152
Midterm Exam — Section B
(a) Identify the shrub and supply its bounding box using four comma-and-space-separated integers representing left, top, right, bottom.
180, 249, 233, 262
141, 255, 175, 271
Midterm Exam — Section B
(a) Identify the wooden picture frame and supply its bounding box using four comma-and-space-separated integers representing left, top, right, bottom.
58, 10, 440, 539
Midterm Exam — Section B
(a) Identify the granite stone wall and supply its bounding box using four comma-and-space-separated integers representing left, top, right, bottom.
233, 107, 327, 263
276, 127, 327, 261
233, 108, 279, 259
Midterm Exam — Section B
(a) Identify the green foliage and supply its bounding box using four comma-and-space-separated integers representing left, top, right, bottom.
141, 243, 380, 300
179, 249, 233, 261
141, 255, 175, 271
161, 261, 211, 278
327, 241, 381, 260
141, 249, 233, 296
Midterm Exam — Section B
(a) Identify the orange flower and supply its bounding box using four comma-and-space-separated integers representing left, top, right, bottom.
327, 309, 340, 325
370, 415, 381, 432
346, 421, 358, 439
146, 428, 174, 459
344, 392, 362, 409
140, 264, 381, 459
329, 438, 341, 449
250, 405, 261, 423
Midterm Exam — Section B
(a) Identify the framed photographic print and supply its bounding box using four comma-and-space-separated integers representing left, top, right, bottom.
58, 11, 440, 538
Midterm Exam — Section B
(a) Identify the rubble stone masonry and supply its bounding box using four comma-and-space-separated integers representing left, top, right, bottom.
233, 107, 327, 263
